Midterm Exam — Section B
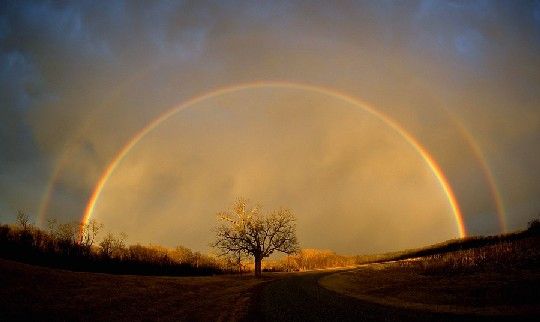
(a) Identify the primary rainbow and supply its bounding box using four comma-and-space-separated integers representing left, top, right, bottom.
36, 62, 165, 227
81, 81, 467, 237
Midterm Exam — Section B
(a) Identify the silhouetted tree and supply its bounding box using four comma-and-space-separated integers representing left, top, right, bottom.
213, 199, 300, 277
16, 211, 31, 231
15, 211, 33, 249
527, 216, 540, 235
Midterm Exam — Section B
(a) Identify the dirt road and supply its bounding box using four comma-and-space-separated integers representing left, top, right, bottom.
244, 270, 535, 322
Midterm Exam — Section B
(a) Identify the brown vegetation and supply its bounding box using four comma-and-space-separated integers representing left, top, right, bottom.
396, 218, 540, 275
0, 213, 223, 276
398, 236, 540, 275
263, 248, 356, 272
320, 227, 540, 317
354, 218, 540, 265
1, 210, 355, 277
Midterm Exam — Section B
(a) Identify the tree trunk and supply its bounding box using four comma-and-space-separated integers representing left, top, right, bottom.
254, 254, 262, 277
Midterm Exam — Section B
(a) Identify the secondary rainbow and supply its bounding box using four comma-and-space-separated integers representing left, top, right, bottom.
452, 117, 507, 233
81, 81, 467, 237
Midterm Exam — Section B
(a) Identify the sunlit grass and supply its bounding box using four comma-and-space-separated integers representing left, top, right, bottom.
399, 236, 540, 275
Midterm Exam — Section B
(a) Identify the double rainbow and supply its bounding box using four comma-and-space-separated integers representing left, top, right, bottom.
77, 81, 468, 237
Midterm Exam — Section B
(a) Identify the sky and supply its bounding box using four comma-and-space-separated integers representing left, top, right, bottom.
1, 0, 539, 254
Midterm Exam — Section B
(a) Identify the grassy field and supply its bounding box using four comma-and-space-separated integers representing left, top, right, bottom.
0, 258, 270, 321
397, 235, 540, 274
2, 226, 539, 320
321, 234, 540, 317
354, 226, 540, 265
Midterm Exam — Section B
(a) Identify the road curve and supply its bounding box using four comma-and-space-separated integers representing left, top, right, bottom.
243, 270, 530, 322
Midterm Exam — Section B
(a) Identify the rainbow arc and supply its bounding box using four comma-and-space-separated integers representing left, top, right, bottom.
79, 81, 468, 237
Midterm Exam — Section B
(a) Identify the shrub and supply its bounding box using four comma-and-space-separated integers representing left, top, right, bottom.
527, 218, 540, 235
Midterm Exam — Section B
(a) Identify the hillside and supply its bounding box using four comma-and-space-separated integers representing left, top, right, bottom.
322, 233, 540, 318
355, 223, 540, 264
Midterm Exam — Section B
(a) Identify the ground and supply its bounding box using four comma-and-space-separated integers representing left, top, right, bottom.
0, 258, 266, 321
1, 258, 539, 321
319, 262, 540, 317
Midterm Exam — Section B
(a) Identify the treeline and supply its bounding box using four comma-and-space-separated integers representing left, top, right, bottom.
0, 212, 224, 276
263, 248, 356, 272
0, 213, 358, 276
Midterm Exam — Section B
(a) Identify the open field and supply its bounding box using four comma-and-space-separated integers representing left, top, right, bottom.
2, 230, 539, 321
1, 258, 510, 322
0, 258, 268, 321
321, 263, 540, 316
320, 235, 540, 318
3, 256, 539, 321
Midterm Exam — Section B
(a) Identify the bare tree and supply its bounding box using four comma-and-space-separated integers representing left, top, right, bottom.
99, 233, 115, 258
16, 210, 31, 231
174, 245, 195, 264
231, 250, 249, 274
56, 222, 79, 244
79, 219, 103, 248
47, 218, 58, 236
99, 232, 127, 258
213, 199, 300, 277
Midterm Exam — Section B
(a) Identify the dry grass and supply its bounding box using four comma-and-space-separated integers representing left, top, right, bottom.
320, 236, 540, 317
0, 258, 270, 321
399, 236, 540, 275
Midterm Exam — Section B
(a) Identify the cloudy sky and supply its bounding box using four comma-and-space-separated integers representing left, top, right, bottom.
1, 1, 539, 254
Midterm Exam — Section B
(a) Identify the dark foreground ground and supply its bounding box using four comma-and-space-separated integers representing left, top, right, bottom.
245, 270, 539, 322
0, 258, 264, 321
1, 258, 539, 321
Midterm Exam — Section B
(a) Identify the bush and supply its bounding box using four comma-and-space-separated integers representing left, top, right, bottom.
526, 218, 540, 235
